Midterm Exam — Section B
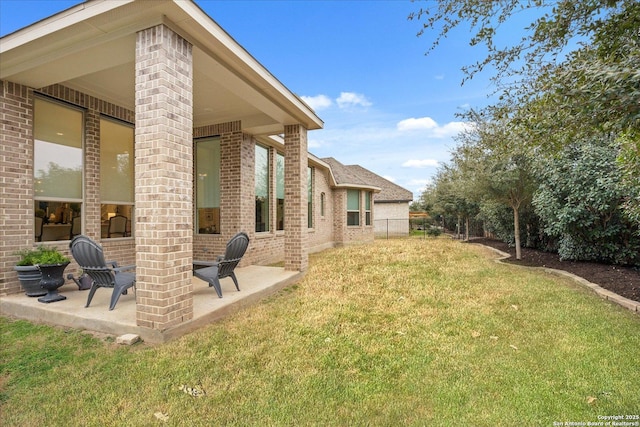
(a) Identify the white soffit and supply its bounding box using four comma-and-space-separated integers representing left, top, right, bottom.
0, 0, 323, 133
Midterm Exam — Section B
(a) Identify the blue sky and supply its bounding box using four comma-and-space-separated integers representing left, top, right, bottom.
0, 0, 500, 200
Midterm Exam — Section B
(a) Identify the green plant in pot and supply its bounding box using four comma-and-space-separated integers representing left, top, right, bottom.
14, 246, 70, 302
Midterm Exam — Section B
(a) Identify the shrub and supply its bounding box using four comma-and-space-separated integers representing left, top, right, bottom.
15, 245, 70, 266
533, 137, 640, 266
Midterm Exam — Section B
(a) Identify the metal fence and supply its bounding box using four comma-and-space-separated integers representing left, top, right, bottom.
375, 217, 441, 239
374, 218, 410, 239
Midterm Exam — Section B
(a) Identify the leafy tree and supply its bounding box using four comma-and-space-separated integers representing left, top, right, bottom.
452, 111, 540, 258
429, 165, 479, 240
533, 137, 640, 265
411, 1, 640, 221
618, 132, 640, 228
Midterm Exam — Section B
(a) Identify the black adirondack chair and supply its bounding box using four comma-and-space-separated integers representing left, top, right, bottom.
193, 232, 249, 298
69, 235, 136, 310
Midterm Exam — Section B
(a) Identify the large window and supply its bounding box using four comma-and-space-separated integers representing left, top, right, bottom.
100, 117, 134, 238
347, 189, 360, 226
33, 97, 83, 242
308, 166, 313, 228
196, 137, 221, 234
255, 144, 270, 232
276, 153, 285, 231
365, 191, 372, 226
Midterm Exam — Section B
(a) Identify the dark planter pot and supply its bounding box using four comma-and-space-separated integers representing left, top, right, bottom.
37, 262, 70, 303
14, 265, 46, 297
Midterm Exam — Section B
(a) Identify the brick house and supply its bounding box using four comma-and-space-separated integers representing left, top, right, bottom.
0, 0, 380, 334
322, 158, 413, 236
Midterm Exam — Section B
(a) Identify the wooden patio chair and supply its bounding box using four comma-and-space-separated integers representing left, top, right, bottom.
69, 235, 136, 310
193, 231, 249, 298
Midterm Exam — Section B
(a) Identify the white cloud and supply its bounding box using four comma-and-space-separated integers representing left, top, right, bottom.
397, 117, 437, 131
402, 159, 440, 168
336, 92, 372, 109
434, 74, 445, 80
432, 121, 470, 138
382, 175, 396, 183
397, 116, 472, 138
301, 94, 332, 111
307, 138, 324, 149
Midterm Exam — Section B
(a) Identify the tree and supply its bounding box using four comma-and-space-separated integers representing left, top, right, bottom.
533, 137, 640, 265
411, 1, 639, 208
618, 132, 640, 229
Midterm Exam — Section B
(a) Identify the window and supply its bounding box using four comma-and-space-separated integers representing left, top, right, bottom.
255, 144, 270, 232
100, 117, 134, 238
196, 137, 221, 234
308, 166, 313, 228
33, 97, 83, 241
347, 189, 360, 226
320, 192, 326, 217
276, 153, 284, 231
365, 191, 372, 225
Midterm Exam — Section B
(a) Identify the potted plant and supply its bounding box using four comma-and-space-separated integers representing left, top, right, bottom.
14, 246, 71, 302
36, 247, 71, 303
14, 246, 46, 297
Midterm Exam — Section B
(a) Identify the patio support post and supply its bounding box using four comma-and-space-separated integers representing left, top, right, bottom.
134, 24, 194, 330
284, 124, 308, 272
0, 82, 33, 296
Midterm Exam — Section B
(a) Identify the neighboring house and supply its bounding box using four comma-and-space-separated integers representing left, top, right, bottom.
0, 0, 381, 335
322, 158, 414, 236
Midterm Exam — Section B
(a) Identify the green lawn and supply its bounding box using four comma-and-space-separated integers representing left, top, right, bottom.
2, 237, 639, 426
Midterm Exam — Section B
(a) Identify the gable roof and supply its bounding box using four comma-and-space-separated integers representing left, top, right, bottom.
348, 165, 414, 203
321, 157, 413, 202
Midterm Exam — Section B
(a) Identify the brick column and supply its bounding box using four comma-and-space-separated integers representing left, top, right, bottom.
284, 124, 308, 271
84, 109, 102, 241
0, 82, 33, 295
135, 25, 193, 330
219, 125, 253, 236
333, 188, 347, 244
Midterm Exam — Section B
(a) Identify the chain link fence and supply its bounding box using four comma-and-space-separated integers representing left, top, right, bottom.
374, 218, 409, 239
375, 218, 442, 239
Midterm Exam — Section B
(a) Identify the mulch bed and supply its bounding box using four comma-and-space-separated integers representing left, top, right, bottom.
467, 238, 640, 303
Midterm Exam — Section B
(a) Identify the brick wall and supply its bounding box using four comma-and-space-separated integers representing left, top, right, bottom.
284, 124, 308, 271
1, 81, 34, 294
0, 80, 138, 295
308, 166, 335, 253
134, 24, 194, 330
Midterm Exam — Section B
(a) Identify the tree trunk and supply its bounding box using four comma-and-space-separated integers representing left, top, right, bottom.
465, 216, 470, 241
513, 206, 521, 260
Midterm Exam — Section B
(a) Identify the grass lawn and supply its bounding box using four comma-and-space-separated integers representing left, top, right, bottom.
1, 237, 639, 426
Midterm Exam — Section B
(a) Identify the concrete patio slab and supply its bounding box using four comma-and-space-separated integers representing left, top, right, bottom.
0, 265, 303, 344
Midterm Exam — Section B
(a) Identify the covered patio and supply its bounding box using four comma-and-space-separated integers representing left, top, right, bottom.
1, 266, 302, 344
1, 0, 322, 340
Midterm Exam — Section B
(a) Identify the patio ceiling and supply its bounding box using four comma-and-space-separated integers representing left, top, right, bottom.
0, 0, 323, 135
